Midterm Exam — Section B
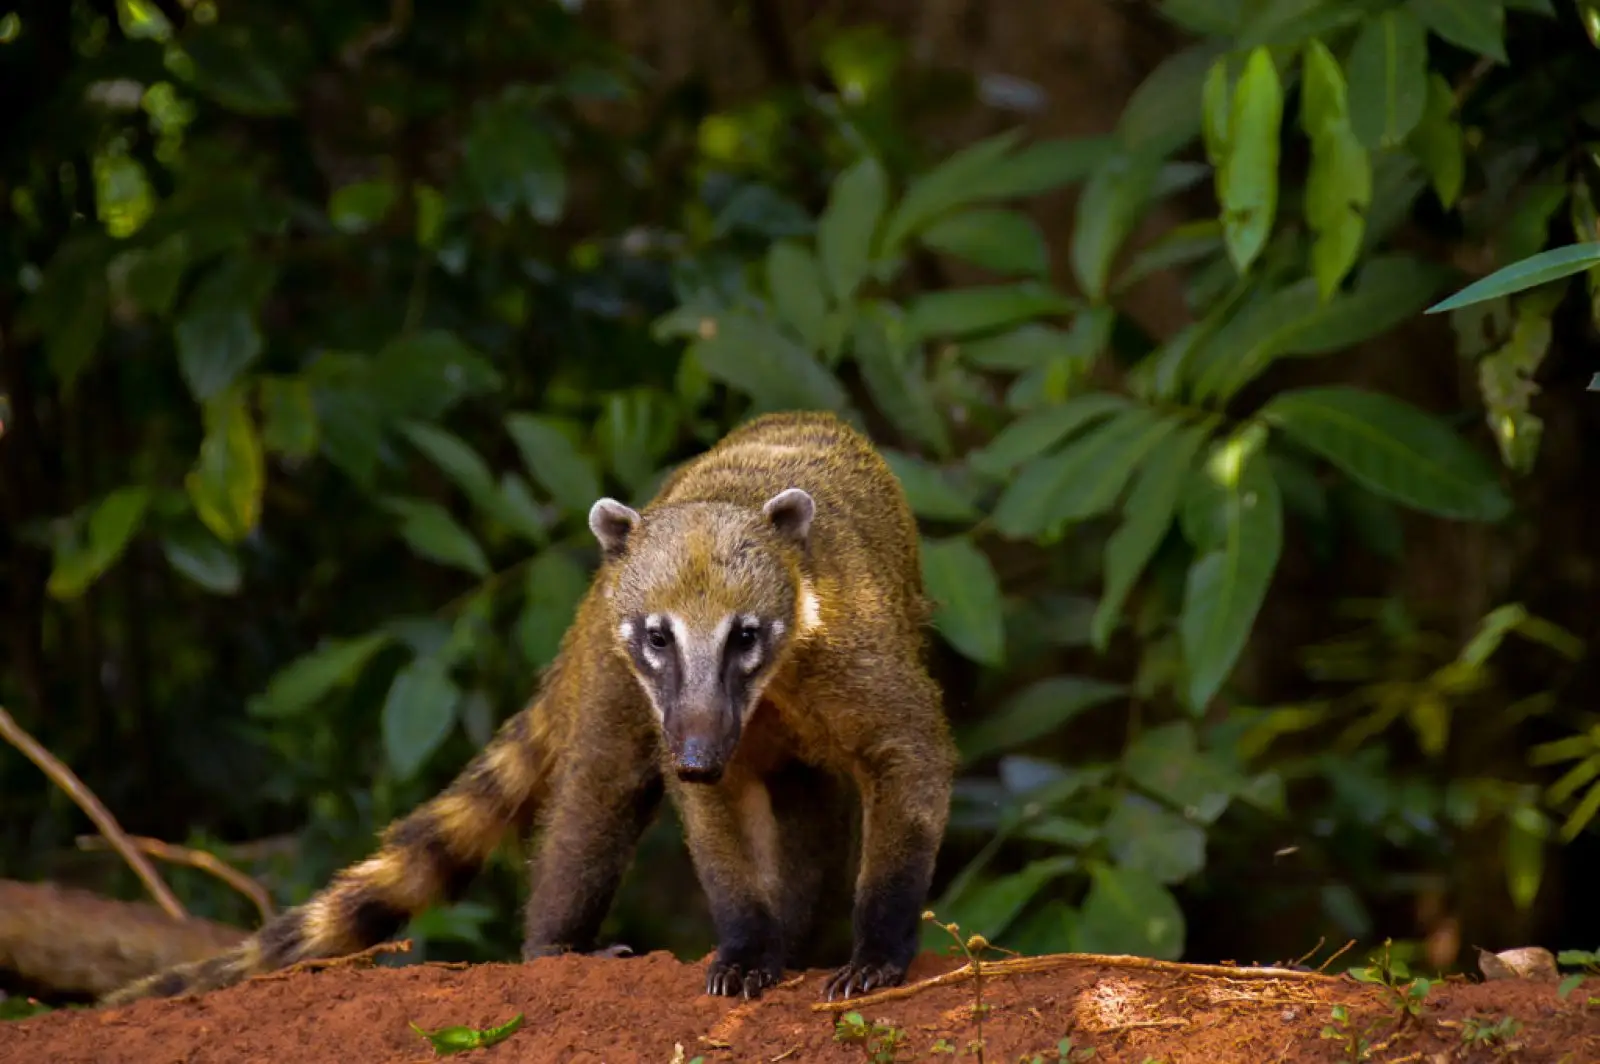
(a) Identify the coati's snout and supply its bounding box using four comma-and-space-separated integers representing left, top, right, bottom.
666, 710, 740, 784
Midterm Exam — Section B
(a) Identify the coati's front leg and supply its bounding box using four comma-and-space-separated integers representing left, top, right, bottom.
673, 774, 790, 999
826, 670, 956, 1000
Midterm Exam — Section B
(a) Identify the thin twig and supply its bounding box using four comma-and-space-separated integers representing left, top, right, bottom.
1317, 939, 1358, 974
0, 705, 186, 921
811, 951, 1344, 1013
76, 832, 275, 925
255, 938, 413, 982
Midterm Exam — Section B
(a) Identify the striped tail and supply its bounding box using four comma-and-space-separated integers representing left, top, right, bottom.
100, 704, 558, 1007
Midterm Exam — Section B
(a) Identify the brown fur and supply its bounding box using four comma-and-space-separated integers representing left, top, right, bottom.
102, 410, 956, 1006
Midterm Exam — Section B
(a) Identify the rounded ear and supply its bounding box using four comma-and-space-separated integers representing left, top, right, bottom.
589, 498, 641, 559
762, 488, 814, 546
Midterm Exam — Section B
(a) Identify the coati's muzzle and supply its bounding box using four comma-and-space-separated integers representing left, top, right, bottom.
665, 700, 741, 784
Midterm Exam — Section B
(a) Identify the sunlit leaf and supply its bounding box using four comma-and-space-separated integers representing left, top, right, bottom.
47, 487, 152, 600
922, 536, 1005, 666
1217, 48, 1284, 273
186, 389, 265, 543
959, 676, 1128, 762
817, 155, 887, 304
249, 632, 391, 718
1346, 7, 1429, 149
409, 1013, 523, 1057
1427, 243, 1600, 313
1408, 75, 1465, 210
1260, 386, 1513, 520
383, 497, 492, 578
382, 657, 462, 780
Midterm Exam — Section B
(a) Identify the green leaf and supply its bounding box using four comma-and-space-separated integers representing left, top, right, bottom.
1408, 0, 1507, 62
921, 536, 1005, 666
183, 24, 294, 114
689, 313, 850, 413
1427, 243, 1600, 313
1300, 39, 1348, 135
410, 1014, 523, 1057
1116, 42, 1224, 158
384, 498, 492, 578
516, 550, 592, 670
1124, 722, 1245, 822
1179, 437, 1283, 711
1103, 794, 1207, 885
1042, 413, 1186, 529
371, 330, 503, 420
851, 312, 951, 456
1305, 121, 1371, 300
958, 324, 1077, 372
1235, 0, 1365, 50
504, 414, 603, 515
879, 130, 1026, 250
328, 179, 399, 234
258, 376, 318, 459
161, 522, 242, 595
1091, 424, 1211, 651
1409, 74, 1465, 209
186, 389, 265, 543
881, 450, 980, 522
959, 676, 1128, 762
969, 137, 1115, 199
402, 422, 498, 505
463, 94, 565, 224
992, 406, 1163, 539
595, 390, 678, 494
1217, 48, 1284, 274
817, 156, 887, 304
122, 234, 188, 317
1072, 862, 1186, 960
382, 659, 462, 780
1346, 7, 1430, 149
249, 633, 391, 718
766, 241, 830, 351
970, 394, 1131, 477
1259, 386, 1512, 520
905, 284, 1076, 341
921, 208, 1049, 277
46, 487, 152, 600
175, 302, 263, 403
1071, 153, 1161, 301
936, 857, 1077, 945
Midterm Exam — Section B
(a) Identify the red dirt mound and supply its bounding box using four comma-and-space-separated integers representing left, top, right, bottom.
6, 948, 1598, 1063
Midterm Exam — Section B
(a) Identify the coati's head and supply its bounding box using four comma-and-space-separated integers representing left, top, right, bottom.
588, 488, 818, 784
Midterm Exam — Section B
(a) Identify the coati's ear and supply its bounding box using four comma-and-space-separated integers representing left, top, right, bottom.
762, 488, 814, 546
589, 498, 641, 559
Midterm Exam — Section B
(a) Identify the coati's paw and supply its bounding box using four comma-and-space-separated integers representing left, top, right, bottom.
823, 958, 908, 1001
704, 957, 782, 999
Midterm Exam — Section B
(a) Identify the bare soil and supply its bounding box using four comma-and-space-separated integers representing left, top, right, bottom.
6, 948, 1598, 1064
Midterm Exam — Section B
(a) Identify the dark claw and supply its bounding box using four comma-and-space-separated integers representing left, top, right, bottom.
704, 959, 779, 1000
823, 960, 908, 1002
591, 943, 635, 959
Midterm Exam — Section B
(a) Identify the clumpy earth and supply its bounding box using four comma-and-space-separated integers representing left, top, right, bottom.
6, 948, 1598, 1063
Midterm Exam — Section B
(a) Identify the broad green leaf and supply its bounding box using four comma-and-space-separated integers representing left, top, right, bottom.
504, 414, 603, 515
1092, 424, 1211, 651
1346, 7, 1429, 149
1305, 122, 1371, 300
922, 536, 1005, 666
122, 233, 188, 317
1235, 0, 1365, 50
183, 24, 294, 114
1217, 48, 1284, 274
249, 633, 391, 718
1200, 58, 1232, 167
1072, 862, 1186, 959
1427, 243, 1600, 313
958, 324, 1077, 371
402, 422, 498, 506
1124, 722, 1246, 822
766, 242, 830, 351
1116, 219, 1225, 293
879, 130, 1026, 250
328, 179, 398, 234
161, 523, 242, 595
816, 156, 887, 304
1071, 153, 1161, 301
258, 376, 318, 459
921, 208, 1049, 277
970, 393, 1130, 477
959, 676, 1128, 762
175, 302, 263, 402
47, 487, 152, 600
1300, 39, 1348, 136
1259, 386, 1513, 520
463, 94, 565, 223
595, 390, 678, 493
905, 284, 1076, 341
1506, 803, 1547, 908
186, 389, 264, 543
1116, 41, 1225, 158
1408, 0, 1507, 62
968, 136, 1115, 199
383, 497, 492, 578
881, 450, 980, 522
935, 857, 1077, 945
516, 550, 592, 669
851, 312, 951, 456
1409, 74, 1465, 209
992, 406, 1162, 538
382, 657, 462, 780
1043, 413, 1186, 529
689, 313, 849, 413
1179, 438, 1283, 711
371, 330, 502, 420
1103, 794, 1207, 884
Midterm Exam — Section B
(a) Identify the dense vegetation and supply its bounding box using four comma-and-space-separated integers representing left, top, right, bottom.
6, 0, 1600, 983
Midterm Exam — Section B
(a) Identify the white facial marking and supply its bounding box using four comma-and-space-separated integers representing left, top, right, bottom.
618, 620, 634, 642
798, 581, 823, 633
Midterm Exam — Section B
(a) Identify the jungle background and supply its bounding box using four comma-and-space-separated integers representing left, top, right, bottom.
5, 0, 1600, 1001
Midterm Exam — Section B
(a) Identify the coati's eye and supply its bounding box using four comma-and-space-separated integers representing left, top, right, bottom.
732, 623, 760, 649
646, 627, 671, 650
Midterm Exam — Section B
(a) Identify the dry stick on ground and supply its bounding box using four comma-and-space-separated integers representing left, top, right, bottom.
256, 939, 415, 982
76, 832, 276, 925
811, 952, 1345, 1013
0, 704, 187, 922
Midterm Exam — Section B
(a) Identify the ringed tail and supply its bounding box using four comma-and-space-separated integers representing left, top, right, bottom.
99, 704, 557, 1006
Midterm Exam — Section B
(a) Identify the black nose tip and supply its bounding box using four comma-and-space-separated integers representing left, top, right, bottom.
675, 738, 725, 784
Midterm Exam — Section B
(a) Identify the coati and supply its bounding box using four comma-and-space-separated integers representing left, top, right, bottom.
102, 410, 957, 1006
